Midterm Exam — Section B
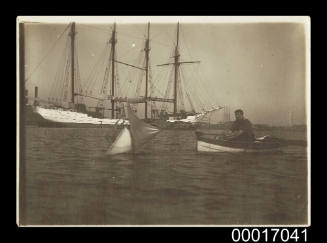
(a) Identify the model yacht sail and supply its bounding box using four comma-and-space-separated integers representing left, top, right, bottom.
107, 104, 160, 155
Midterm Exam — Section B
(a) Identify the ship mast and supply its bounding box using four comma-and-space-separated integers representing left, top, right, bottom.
144, 22, 150, 119
19, 22, 27, 225
173, 23, 180, 114
78, 22, 177, 117
110, 23, 117, 118
157, 23, 200, 115
20, 23, 25, 104
70, 22, 76, 106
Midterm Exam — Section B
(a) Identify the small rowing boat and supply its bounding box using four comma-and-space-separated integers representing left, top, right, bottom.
195, 131, 285, 153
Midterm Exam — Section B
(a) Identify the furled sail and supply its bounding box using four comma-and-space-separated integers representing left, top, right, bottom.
107, 104, 160, 155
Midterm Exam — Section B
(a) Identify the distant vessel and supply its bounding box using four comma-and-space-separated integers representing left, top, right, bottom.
21, 22, 222, 128
289, 111, 293, 127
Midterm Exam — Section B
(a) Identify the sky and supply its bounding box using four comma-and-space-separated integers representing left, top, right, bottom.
22, 17, 309, 126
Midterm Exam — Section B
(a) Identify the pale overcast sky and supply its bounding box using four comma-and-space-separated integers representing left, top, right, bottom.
22, 17, 309, 126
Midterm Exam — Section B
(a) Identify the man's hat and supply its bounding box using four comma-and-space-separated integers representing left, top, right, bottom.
234, 109, 244, 114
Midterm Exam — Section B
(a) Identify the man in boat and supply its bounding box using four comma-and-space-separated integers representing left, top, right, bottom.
224, 109, 255, 142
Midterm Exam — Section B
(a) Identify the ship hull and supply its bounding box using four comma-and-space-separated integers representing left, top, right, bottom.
148, 119, 197, 130
24, 106, 127, 128
25, 106, 201, 129
36, 119, 196, 129
36, 120, 118, 128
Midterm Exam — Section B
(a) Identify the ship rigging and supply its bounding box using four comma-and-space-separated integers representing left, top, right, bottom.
24, 21, 224, 126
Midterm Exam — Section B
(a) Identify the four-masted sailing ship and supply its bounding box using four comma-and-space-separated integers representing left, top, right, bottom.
23, 22, 224, 128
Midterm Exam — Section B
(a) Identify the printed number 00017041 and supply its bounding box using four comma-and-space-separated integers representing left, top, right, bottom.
231, 228, 307, 242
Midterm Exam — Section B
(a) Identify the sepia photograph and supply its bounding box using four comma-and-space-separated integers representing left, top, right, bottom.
17, 16, 310, 226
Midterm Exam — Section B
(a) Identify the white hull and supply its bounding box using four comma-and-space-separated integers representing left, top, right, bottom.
196, 140, 280, 153
197, 140, 246, 153
35, 106, 129, 125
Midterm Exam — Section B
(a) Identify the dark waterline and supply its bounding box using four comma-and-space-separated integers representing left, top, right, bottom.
20, 127, 308, 225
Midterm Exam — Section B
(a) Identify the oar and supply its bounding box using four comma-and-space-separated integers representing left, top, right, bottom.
256, 136, 307, 147
277, 138, 307, 147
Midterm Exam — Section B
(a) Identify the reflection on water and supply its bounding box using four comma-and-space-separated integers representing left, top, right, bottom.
21, 127, 308, 225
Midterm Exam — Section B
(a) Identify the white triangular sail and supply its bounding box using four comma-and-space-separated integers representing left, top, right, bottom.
106, 127, 132, 155
127, 105, 160, 151
106, 104, 160, 155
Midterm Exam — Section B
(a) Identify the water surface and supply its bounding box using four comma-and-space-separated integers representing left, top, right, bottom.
20, 127, 308, 225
